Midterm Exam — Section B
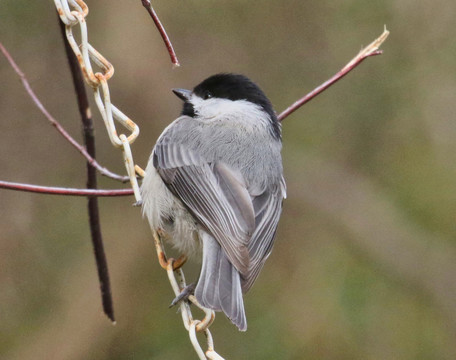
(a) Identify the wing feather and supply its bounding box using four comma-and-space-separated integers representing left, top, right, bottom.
154, 142, 255, 275
241, 177, 286, 292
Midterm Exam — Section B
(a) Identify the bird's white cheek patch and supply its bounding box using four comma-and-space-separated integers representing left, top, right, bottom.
191, 97, 226, 120
193, 97, 268, 127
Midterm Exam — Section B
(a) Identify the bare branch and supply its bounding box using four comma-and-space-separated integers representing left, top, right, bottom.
278, 28, 389, 121
0, 42, 129, 183
141, 0, 180, 67
0, 180, 133, 197
58, 18, 115, 323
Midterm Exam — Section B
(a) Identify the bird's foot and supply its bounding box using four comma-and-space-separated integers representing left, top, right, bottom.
169, 283, 196, 308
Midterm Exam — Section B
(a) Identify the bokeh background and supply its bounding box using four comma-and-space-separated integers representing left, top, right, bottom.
1, 1, 456, 359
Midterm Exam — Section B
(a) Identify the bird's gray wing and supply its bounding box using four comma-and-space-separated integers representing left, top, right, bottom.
242, 176, 286, 292
153, 141, 255, 275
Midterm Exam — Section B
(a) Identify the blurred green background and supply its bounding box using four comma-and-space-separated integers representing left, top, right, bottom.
1, 1, 456, 359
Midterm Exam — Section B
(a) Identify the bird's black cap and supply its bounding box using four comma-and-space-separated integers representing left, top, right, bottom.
177, 73, 281, 140
194, 73, 280, 139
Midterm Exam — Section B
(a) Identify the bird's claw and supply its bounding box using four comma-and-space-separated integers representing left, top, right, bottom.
169, 283, 196, 308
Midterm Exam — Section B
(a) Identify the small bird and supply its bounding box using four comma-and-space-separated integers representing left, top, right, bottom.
141, 73, 286, 331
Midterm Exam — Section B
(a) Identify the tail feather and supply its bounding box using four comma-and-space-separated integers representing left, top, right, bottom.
195, 232, 247, 331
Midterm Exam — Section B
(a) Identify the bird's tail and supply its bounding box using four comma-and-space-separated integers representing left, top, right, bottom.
195, 232, 247, 331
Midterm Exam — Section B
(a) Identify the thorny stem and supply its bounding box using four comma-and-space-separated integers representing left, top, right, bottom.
0, 42, 129, 183
58, 18, 115, 323
278, 28, 389, 121
141, 0, 180, 67
0, 180, 133, 197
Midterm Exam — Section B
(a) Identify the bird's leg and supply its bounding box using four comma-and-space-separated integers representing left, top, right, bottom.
169, 282, 196, 307
154, 229, 188, 270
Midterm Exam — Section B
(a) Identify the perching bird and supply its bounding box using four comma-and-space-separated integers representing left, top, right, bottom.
141, 73, 286, 331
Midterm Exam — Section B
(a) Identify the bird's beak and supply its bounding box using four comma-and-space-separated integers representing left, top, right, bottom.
172, 88, 192, 101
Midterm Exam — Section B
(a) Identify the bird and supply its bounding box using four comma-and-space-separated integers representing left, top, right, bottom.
141, 73, 286, 331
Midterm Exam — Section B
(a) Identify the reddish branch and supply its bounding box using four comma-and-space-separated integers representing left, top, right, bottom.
279, 28, 389, 121
0, 180, 133, 196
0, 42, 128, 183
278, 51, 382, 121
141, 0, 180, 67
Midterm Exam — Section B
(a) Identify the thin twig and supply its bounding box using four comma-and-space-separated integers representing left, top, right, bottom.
0, 42, 129, 183
141, 0, 180, 67
278, 28, 389, 121
0, 180, 133, 197
58, 18, 115, 323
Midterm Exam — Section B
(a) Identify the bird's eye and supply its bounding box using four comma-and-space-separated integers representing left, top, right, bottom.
203, 91, 213, 100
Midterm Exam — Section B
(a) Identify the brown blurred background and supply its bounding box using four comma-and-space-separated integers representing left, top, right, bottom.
1, 1, 456, 359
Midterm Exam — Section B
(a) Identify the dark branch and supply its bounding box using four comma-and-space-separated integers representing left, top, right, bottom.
59, 18, 115, 322
141, 0, 180, 67
0, 41, 129, 183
